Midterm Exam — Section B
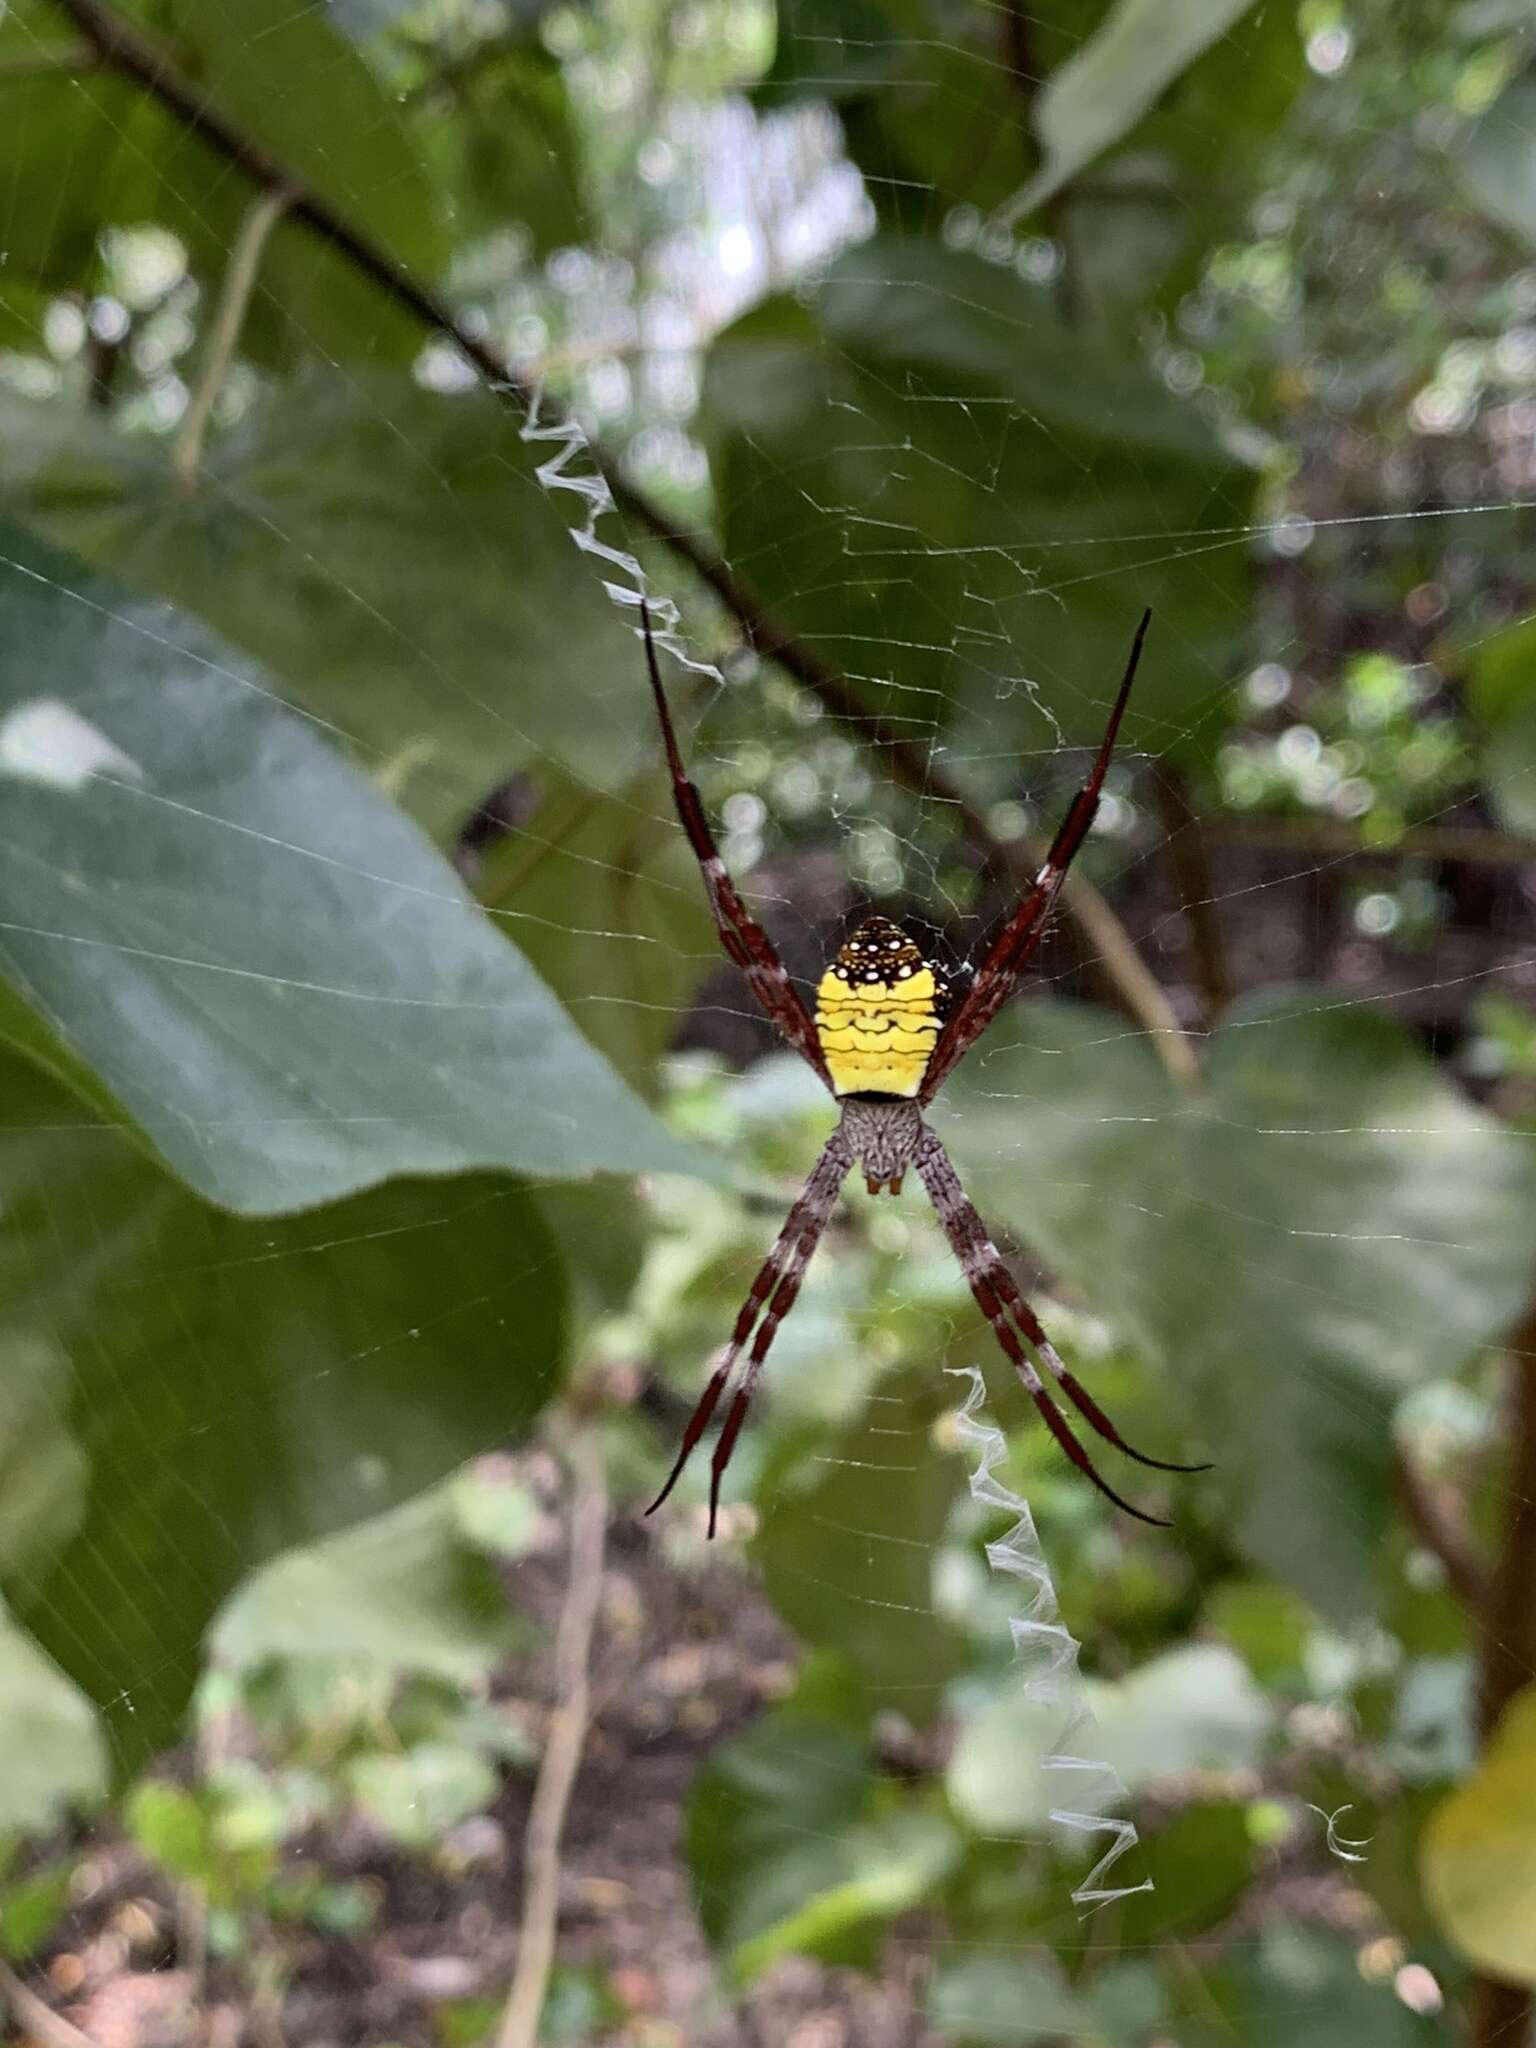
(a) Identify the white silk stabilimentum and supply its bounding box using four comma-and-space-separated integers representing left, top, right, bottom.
518, 390, 721, 683
950, 1364, 1153, 1911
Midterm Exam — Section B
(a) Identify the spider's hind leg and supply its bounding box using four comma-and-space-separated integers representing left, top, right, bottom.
912, 1130, 1204, 1523
988, 1266, 1210, 1476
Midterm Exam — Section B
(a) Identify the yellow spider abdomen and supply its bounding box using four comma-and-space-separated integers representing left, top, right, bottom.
815, 916, 944, 1098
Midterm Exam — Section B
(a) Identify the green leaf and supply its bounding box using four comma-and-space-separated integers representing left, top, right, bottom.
476, 765, 716, 1095
1202, 1579, 1316, 1685
687, 1704, 957, 1983
1197, 1922, 1443, 2048
0, 1861, 73, 1964
1015, 0, 1264, 216
1088, 1645, 1273, 1792
1457, 74, 1536, 257
210, 1483, 515, 1688
925, 1955, 1084, 2047
0, 379, 661, 841
938, 991, 1536, 1620
0, 1048, 567, 1763
0, 1604, 106, 1834
127, 1781, 215, 1885
1116, 1802, 1253, 1948
347, 1742, 499, 1847
416, 42, 588, 254
1422, 1680, 1536, 1984
0, 0, 446, 364
760, 0, 1299, 305
703, 237, 1255, 783
0, 522, 699, 1212
754, 1369, 967, 1723
448, 1462, 543, 1562
946, 1691, 1066, 1835
0, 1333, 84, 1582
1459, 610, 1536, 832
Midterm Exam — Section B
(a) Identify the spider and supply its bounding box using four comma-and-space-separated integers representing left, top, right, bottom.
638, 601, 1205, 1536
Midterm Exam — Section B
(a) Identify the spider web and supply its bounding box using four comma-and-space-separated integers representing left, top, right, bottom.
0, 0, 1533, 2040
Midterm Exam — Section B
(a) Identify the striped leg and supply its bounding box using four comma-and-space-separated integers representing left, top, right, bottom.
639, 602, 834, 1090
919, 610, 1151, 1104
647, 1132, 852, 1535
913, 1131, 1202, 1525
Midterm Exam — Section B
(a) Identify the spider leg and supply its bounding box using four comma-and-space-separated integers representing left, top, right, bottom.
919, 609, 1151, 1104
982, 1260, 1210, 1475
647, 1132, 851, 1534
638, 601, 834, 1090
913, 1131, 1185, 1525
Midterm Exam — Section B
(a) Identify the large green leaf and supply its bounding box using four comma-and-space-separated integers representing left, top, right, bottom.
1190, 1923, 1444, 2048
476, 765, 716, 1096
0, 0, 446, 363
702, 237, 1255, 790
1456, 73, 1536, 259
0, 524, 698, 1213
0, 379, 660, 841
0, 1600, 107, 1833
760, 0, 1299, 307
0, 1049, 566, 1762
937, 991, 1536, 1619
924, 1955, 1084, 2047
1015, 0, 1264, 216
686, 1699, 958, 1983
210, 1482, 517, 1688
1455, 609, 1536, 833
1422, 1680, 1536, 1985
754, 1369, 968, 1723
1088, 1644, 1273, 1791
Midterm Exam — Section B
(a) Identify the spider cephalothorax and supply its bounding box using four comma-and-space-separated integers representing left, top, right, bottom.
637, 600, 1206, 1534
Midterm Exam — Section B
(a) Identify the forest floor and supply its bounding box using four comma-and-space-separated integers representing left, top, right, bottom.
12, 1498, 946, 2048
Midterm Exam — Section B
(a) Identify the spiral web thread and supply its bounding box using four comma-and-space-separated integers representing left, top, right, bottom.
949, 1364, 1153, 1911
517, 389, 720, 681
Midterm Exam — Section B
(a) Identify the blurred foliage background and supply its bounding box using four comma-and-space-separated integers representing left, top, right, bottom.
3, 0, 1536, 2043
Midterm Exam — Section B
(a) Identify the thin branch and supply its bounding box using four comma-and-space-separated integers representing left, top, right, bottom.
0, 1957, 97, 2048
1470, 1291, 1536, 2048
1154, 765, 1230, 1021
1392, 1441, 1487, 1614
1205, 811, 1536, 870
495, 1437, 608, 2048
48, 0, 1198, 1089
171, 180, 292, 493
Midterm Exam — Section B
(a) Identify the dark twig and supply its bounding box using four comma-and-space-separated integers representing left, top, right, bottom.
1205, 811, 1536, 870
47, 0, 1197, 1085
1392, 1441, 1488, 1614
495, 1437, 607, 2048
1154, 765, 1231, 1021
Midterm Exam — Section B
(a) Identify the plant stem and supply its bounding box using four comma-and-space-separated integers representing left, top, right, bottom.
1155, 765, 1230, 1021
171, 181, 291, 493
1470, 1295, 1536, 2048
1393, 1441, 1488, 1615
495, 1437, 608, 2048
1205, 811, 1536, 870
47, 0, 1198, 1089
0, 1958, 97, 2048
